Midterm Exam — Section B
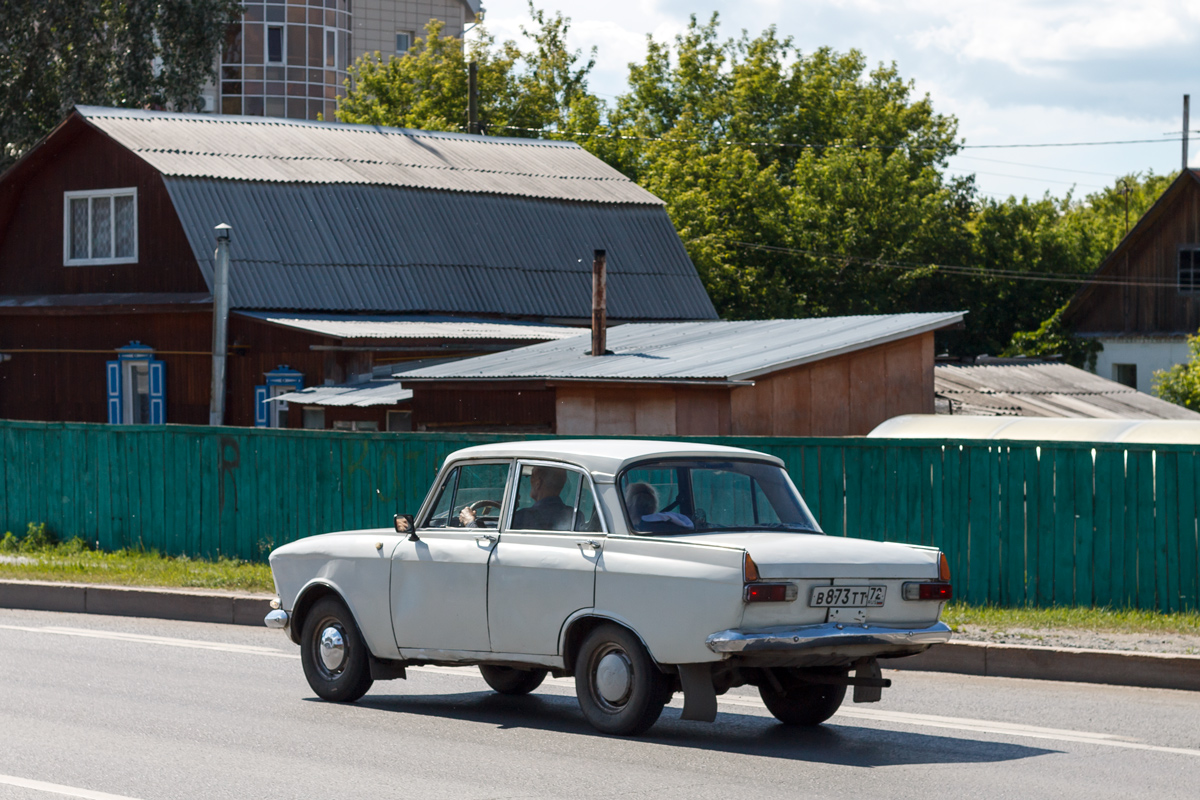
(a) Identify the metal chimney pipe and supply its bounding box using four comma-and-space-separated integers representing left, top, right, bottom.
1185, 94, 1191, 172
209, 223, 232, 426
591, 249, 607, 356
468, 61, 479, 135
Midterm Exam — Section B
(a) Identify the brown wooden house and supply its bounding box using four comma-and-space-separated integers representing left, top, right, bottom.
1064, 170, 1200, 393
395, 313, 964, 436
0, 106, 716, 428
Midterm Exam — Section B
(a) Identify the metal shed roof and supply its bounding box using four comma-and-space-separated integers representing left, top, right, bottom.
235, 312, 584, 340
935, 363, 1200, 420
77, 106, 657, 205
400, 312, 964, 382
269, 381, 413, 407
166, 178, 716, 319
870, 414, 1200, 443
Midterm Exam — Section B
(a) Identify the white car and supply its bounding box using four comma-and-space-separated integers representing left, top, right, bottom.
265, 440, 952, 736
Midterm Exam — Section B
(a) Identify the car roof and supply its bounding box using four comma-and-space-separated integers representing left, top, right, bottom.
444, 439, 784, 481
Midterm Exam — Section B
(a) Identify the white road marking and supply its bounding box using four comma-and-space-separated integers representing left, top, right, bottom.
7, 624, 1200, 758
0, 624, 298, 659
0, 772, 143, 800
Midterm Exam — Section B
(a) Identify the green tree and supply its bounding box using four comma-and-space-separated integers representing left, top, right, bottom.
0, 0, 241, 168
1153, 334, 1200, 410
336, 4, 599, 138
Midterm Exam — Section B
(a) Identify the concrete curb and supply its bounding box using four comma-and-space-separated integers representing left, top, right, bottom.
0, 580, 273, 627
3, 579, 1198, 692
891, 638, 1200, 692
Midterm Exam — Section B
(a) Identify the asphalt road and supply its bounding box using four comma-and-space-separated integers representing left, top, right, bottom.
3, 608, 1200, 800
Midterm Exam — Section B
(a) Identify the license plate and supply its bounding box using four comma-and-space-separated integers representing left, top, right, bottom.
809, 585, 886, 608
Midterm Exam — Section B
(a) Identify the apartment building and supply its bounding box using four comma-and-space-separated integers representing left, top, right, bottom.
206, 0, 481, 121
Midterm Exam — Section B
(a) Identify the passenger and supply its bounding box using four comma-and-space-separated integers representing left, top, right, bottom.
625, 481, 694, 532
511, 467, 574, 530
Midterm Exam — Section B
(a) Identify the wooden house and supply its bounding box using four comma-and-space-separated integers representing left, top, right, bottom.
0, 106, 716, 428
1065, 170, 1200, 393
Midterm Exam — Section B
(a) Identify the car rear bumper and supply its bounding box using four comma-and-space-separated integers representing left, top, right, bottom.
705, 620, 952, 654
264, 609, 290, 629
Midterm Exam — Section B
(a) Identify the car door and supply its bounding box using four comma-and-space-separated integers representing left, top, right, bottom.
390, 459, 512, 656
486, 460, 605, 656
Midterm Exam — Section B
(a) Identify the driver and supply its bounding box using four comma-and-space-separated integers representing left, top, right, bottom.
511, 466, 573, 531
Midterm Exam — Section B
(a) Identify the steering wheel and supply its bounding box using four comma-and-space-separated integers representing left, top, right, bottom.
468, 499, 502, 516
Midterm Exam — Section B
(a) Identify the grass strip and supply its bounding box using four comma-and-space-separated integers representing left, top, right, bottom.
943, 602, 1200, 637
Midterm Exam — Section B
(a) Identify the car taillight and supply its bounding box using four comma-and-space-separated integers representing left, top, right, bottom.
939, 552, 951, 582
902, 581, 953, 601
743, 551, 760, 582
744, 583, 798, 603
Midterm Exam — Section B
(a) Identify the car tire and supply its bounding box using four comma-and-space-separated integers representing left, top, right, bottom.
757, 668, 847, 726
575, 624, 669, 736
300, 596, 374, 703
479, 665, 548, 695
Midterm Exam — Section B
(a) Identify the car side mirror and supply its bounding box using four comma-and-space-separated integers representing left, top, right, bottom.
394, 514, 418, 541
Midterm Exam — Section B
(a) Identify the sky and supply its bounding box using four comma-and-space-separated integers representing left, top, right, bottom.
471, 0, 1200, 202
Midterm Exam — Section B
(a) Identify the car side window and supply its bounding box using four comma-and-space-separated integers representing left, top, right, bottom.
509, 464, 587, 532
573, 481, 602, 532
449, 462, 511, 529
423, 467, 459, 528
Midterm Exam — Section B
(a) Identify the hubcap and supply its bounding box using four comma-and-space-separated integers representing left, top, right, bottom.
594, 650, 633, 705
318, 625, 346, 673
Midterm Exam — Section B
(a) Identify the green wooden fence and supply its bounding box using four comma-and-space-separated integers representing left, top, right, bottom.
2, 419, 1198, 612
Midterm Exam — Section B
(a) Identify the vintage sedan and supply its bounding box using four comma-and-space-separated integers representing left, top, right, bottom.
265, 440, 952, 736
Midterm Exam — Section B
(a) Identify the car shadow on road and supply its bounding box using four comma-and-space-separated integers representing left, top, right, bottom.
348, 690, 1057, 767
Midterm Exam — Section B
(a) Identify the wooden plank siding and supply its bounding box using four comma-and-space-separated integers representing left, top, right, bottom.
3, 419, 1200, 612
551, 333, 935, 438
1068, 173, 1200, 334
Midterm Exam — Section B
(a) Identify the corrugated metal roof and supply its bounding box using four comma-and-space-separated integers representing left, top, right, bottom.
235, 312, 584, 340
77, 106, 658, 205
871, 414, 1200, 442
165, 178, 717, 319
935, 363, 1200, 420
269, 381, 413, 407
400, 313, 964, 382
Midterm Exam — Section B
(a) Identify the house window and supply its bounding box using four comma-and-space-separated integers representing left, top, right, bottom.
1113, 363, 1137, 389
1179, 247, 1200, 292
387, 410, 412, 432
333, 420, 379, 431
396, 31, 412, 55
64, 188, 137, 265
302, 407, 326, 429
255, 365, 304, 428
267, 26, 284, 63
325, 28, 337, 68
106, 342, 165, 425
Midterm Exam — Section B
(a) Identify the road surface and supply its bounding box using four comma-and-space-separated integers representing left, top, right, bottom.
2, 607, 1199, 799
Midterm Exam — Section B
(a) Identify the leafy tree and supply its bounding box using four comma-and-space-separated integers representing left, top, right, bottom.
1001, 304, 1101, 369
337, 4, 598, 137
1153, 334, 1200, 410
0, 0, 241, 168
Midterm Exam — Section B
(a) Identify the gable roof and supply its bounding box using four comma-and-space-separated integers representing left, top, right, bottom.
400, 313, 964, 383
1063, 169, 1200, 329
75, 106, 657, 205
935, 362, 1200, 419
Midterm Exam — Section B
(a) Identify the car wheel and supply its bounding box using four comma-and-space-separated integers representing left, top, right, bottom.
300, 596, 374, 703
757, 668, 847, 726
575, 624, 669, 736
479, 665, 548, 695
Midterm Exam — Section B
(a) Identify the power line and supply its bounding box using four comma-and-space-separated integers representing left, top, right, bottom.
948, 154, 1123, 178
728, 241, 1181, 288
493, 123, 1181, 152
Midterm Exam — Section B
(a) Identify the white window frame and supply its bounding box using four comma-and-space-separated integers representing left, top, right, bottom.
63, 187, 138, 266
396, 31, 413, 55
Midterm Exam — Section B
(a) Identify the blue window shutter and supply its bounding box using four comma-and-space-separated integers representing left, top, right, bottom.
148, 359, 166, 425
106, 361, 122, 424
254, 386, 269, 427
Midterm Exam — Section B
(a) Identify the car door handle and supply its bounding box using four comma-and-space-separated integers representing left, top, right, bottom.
475, 534, 497, 545
576, 539, 602, 551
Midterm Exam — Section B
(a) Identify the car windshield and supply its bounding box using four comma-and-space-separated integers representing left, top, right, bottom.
619, 459, 821, 535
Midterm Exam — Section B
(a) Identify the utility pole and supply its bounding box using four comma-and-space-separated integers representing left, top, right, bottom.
468, 60, 479, 135
1184, 94, 1191, 172
209, 224, 232, 426
1120, 179, 1131, 235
